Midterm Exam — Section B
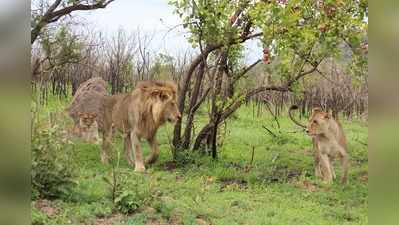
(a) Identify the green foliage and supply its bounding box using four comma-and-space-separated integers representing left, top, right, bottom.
112, 172, 153, 214
150, 53, 176, 79
171, 0, 367, 92
31, 120, 77, 200
170, 0, 239, 46
32, 206, 49, 225
31, 99, 368, 225
249, 0, 367, 82
41, 25, 82, 67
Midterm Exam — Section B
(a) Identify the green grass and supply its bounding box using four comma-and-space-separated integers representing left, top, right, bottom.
32, 98, 368, 225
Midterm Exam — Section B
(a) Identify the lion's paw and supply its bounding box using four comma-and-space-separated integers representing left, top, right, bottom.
134, 164, 146, 173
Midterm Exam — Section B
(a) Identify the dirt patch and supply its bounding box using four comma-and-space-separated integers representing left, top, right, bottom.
161, 161, 178, 171
35, 199, 58, 218
94, 213, 124, 225
226, 162, 244, 170
297, 180, 319, 192
140, 206, 157, 215
175, 175, 184, 182
168, 214, 183, 225
262, 167, 302, 183
147, 217, 164, 225
195, 215, 210, 225
218, 178, 248, 191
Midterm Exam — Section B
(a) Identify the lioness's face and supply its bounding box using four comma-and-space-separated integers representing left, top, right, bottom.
307, 111, 330, 136
78, 112, 97, 128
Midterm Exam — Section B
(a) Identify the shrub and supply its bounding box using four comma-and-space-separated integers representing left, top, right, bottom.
31, 121, 77, 200
113, 172, 153, 214
103, 164, 154, 214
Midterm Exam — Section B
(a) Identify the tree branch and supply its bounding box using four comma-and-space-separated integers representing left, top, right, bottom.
31, 0, 116, 44
192, 87, 211, 113
232, 59, 261, 85
286, 58, 324, 87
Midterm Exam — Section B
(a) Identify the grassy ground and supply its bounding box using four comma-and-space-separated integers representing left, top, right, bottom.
32, 97, 368, 225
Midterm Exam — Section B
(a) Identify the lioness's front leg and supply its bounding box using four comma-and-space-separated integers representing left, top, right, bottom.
336, 145, 349, 184
130, 132, 145, 172
313, 140, 323, 178
320, 153, 333, 183
146, 137, 160, 165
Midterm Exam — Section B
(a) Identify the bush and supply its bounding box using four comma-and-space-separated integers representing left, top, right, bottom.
31, 121, 77, 200
103, 165, 154, 214
113, 172, 153, 214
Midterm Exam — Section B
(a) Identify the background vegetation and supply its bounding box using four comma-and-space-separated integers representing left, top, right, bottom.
31, 0, 368, 224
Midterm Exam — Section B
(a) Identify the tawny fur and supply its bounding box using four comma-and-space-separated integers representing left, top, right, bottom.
307, 108, 350, 184
102, 80, 181, 172
77, 112, 100, 144
67, 78, 180, 172
67, 77, 108, 131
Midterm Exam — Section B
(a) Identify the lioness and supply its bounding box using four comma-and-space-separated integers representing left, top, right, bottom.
76, 112, 100, 144
289, 105, 349, 184
102, 80, 181, 172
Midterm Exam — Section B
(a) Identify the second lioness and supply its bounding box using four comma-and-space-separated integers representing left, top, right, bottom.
289, 105, 349, 184
102, 80, 181, 172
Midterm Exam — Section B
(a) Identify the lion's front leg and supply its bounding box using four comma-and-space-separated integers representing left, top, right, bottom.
123, 132, 135, 167
101, 129, 112, 164
130, 132, 145, 172
146, 137, 160, 165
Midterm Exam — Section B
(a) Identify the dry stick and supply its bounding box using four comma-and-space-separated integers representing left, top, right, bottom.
264, 101, 280, 130
262, 125, 277, 138
250, 146, 255, 166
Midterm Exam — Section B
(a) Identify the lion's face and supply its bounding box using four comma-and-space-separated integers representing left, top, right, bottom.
158, 91, 181, 124
162, 98, 181, 123
307, 108, 331, 136
149, 87, 181, 124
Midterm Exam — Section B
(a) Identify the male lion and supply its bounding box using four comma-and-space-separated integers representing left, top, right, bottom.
102, 80, 181, 172
67, 78, 180, 172
289, 105, 349, 184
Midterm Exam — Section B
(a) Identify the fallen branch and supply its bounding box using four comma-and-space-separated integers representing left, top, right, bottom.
262, 125, 277, 138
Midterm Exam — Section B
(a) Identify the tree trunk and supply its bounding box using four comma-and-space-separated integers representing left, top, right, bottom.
173, 47, 212, 148
181, 61, 206, 149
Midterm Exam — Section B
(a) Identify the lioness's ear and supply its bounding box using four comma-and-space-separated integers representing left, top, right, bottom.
325, 110, 333, 119
312, 107, 322, 114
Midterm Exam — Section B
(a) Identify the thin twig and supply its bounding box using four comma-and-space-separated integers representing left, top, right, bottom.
262, 125, 277, 138
250, 146, 255, 166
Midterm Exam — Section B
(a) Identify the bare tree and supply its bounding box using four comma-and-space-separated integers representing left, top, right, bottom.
31, 0, 116, 44
104, 29, 137, 94
135, 30, 155, 81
